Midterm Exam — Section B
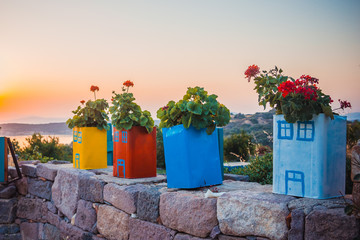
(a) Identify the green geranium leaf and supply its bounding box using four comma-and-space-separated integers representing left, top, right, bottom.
187, 101, 202, 115
182, 113, 192, 128
157, 108, 165, 118
170, 106, 181, 120
206, 124, 216, 135
321, 105, 334, 120
140, 115, 148, 126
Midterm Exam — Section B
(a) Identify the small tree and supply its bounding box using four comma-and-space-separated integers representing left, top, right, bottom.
224, 131, 256, 161
156, 129, 165, 169
347, 120, 360, 149
14, 133, 72, 162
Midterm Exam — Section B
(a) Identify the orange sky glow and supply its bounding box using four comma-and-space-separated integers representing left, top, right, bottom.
0, 1, 359, 123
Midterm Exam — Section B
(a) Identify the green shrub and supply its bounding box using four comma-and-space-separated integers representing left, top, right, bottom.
229, 153, 273, 185
249, 118, 258, 124
11, 133, 72, 163
234, 113, 245, 119
347, 120, 360, 149
156, 129, 165, 169
223, 131, 255, 161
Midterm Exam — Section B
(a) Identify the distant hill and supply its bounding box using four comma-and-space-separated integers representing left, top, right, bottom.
223, 110, 275, 147
345, 112, 360, 122
0, 122, 72, 136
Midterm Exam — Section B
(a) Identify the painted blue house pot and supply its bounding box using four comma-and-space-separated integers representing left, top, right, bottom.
162, 124, 223, 188
273, 114, 347, 199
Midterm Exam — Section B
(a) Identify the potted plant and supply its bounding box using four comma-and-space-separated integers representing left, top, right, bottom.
109, 80, 156, 179
157, 86, 230, 188
66, 85, 109, 169
246, 65, 350, 199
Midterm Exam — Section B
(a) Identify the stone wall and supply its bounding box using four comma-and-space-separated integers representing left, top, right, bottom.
1, 161, 359, 240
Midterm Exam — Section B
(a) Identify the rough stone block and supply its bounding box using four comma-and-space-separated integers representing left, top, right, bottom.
74, 199, 97, 232
0, 224, 19, 234
217, 190, 295, 240
223, 174, 249, 182
7, 167, 21, 179
218, 236, 248, 240
137, 187, 161, 223
36, 164, 58, 181
52, 168, 94, 219
46, 201, 57, 214
48, 160, 70, 165
160, 192, 218, 238
174, 233, 212, 240
288, 209, 305, 240
95, 173, 166, 186
103, 183, 146, 214
59, 221, 90, 240
21, 164, 37, 177
16, 198, 47, 222
0, 198, 17, 224
129, 218, 176, 240
215, 180, 272, 193
46, 211, 61, 228
210, 225, 221, 239
41, 223, 60, 240
15, 177, 28, 195
79, 175, 106, 203
19, 160, 40, 166
0, 186, 16, 199
27, 178, 53, 200
0, 233, 22, 240
288, 197, 345, 215
353, 182, 360, 206
97, 204, 129, 240
304, 207, 360, 240
20, 222, 43, 240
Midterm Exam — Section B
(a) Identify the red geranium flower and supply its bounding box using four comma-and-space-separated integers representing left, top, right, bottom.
90, 85, 99, 92
245, 65, 260, 82
123, 80, 134, 88
80, 100, 85, 104
278, 81, 296, 98
339, 99, 351, 110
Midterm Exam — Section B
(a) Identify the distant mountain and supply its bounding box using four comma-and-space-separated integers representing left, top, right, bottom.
345, 112, 360, 122
224, 110, 275, 147
0, 116, 68, 124
0, 122, 72, 136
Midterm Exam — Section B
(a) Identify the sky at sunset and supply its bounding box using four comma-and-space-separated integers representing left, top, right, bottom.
1, 0, 359, 123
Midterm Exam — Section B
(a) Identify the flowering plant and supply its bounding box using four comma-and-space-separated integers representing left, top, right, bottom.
109, 80, 154, 133
157, 86, 230, 135
66, 85, 109, 130
245, 65, 350, 123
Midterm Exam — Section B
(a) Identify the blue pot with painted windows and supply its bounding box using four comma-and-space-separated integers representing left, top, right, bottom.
162, 124, 223, 189
273, 113, 347, 199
